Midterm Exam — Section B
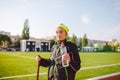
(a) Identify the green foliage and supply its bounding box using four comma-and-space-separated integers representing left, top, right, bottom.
78, 38, 82, 51
70, 33, 77, 44
50, 36, 56, 49
14, 40, 21, 50
103, 42, 112, 52
114, 42, 120, 52
78, 34, 88, 51
0, 34, 2, 45
21, 19, 30, 40
50, 39, 55, 48
0, 34, 11, 47
82, 33, 88, 46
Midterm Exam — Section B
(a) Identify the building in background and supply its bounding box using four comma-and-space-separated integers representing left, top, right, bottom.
82, 46, 94, 52
20, 40, 50, 52
10, 35, 20, 43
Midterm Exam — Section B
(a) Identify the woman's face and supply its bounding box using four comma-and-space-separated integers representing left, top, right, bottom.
56, 27, 67, 41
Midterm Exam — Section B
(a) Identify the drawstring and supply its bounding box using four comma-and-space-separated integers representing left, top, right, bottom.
64, 67, 68, 80
54, 59, 57, 80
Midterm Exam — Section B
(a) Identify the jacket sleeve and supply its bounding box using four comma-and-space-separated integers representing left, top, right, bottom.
39, 58, 50, 67
68, 43, 81, 72
39, 45, 56, 67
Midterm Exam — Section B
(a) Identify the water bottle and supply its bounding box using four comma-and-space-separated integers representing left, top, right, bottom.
60, 42, 69, 67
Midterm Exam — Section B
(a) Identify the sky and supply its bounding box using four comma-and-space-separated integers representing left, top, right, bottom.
0, 0, 120, 41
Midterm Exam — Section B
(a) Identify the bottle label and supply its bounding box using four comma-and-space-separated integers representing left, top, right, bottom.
62, 59, 69, 67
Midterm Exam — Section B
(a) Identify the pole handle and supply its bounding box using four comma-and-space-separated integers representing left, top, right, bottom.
36, 61, 40, 80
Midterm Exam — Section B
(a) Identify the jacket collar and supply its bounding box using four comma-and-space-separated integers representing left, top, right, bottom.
55, 39, 67, 46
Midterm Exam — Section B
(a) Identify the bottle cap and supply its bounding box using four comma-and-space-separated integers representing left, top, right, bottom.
61, 42, 64, 46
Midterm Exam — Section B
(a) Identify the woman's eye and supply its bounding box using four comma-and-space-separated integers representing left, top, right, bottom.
60, 31, 63, 34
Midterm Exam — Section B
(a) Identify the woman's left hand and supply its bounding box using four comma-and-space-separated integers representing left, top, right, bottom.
62, 53, 71, 63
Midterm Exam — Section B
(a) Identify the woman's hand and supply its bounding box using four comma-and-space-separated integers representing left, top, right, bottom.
36, 55, 41, 62
62, 53, 71, 62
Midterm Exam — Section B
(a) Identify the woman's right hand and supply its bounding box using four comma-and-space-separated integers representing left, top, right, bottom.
36, 55, 41, 62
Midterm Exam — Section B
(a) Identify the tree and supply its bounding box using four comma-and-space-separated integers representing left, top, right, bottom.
13, 39, 20, 51
21, 19, 30, 40
103, 42, 112, 52
50, 39, 55, 49
70, 33, 77, 44
50, 36, 56, 49
114, 41, 120, 52
82, 34, 88, 46
78, 38, 82, 51
0, 34, 11, 48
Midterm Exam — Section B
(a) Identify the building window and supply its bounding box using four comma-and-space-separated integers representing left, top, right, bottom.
27, 42, 30, 45
45, 43, 48, 46
41, 43, 44, 45
32, 43, 35, 45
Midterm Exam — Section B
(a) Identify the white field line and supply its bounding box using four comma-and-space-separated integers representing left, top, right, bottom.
80, 63, 120, 70
0, 59, 29, 60
0, 63, 120, 80
87, 72, 120, 80
1, 53, 35, 59
12, 55, 35, 59
0, 73, 47, 80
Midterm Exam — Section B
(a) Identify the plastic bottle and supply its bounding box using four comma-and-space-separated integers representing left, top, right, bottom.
60, 42, 69, 67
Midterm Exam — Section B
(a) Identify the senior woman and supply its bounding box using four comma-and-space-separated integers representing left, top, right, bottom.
36, 24, 81, 80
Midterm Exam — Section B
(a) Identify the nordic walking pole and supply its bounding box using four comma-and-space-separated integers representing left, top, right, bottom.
36, 55, 40, 80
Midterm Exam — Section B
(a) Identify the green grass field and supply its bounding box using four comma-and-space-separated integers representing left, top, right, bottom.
0, 52, 120, 80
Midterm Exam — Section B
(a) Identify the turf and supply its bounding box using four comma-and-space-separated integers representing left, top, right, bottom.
0, 52, 120, 80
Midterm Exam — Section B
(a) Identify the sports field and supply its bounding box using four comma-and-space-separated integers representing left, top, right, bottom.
0, 52, 120, 80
